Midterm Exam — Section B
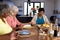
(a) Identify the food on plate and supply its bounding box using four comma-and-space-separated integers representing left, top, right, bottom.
42, 24, 50, 28
23, 25, 32, 28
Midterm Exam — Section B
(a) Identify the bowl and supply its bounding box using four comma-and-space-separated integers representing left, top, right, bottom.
16, 16, 33, 23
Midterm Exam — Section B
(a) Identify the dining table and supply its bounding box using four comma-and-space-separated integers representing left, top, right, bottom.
17, 25, 39, 40
17, 23, 60, 40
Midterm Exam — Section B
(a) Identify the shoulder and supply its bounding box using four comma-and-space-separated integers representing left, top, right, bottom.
6, 16, 12, 20
43, 15, 47, 18
6, 16, 11, 18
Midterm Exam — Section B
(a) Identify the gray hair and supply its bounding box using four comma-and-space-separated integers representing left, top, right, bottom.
0, 3, 9, 15
9, 5, 19, 16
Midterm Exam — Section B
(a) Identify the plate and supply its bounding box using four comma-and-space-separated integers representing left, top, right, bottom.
17, 30, 31, 35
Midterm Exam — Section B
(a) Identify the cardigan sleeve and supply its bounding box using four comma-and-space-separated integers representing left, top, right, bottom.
31, 14, 37, 25
43, 15, 50, 24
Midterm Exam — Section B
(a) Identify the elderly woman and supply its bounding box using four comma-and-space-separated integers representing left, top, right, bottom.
30, 8, 49, 25
0, 3, 12, 40
6, 5, 24, 40
6, 5, 24, 29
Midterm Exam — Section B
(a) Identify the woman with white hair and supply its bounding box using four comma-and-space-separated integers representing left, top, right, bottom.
6, 5, 24, 40
6, 5, 24, 28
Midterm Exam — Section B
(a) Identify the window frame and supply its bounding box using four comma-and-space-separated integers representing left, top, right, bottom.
24, 2, 44, 16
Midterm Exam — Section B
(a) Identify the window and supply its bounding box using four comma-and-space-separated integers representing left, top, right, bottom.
41, 2, 44, 8
24, 2, 44, 16
24, 2, 27, 15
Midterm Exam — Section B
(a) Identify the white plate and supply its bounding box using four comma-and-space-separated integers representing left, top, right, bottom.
17, 30, 31, 35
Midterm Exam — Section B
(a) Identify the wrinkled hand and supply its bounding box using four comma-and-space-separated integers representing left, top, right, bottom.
18, 23, 25, 29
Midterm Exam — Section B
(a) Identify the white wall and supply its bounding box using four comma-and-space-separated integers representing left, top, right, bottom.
10, 0, 54, 19
55, 0, 60, 12
54, 0, 60, 23
44, 0, 54, 19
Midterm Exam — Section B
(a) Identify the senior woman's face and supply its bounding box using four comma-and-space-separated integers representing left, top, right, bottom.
38, 11, 44, 16
10, 5, 19, 16
13, 11, 18, 16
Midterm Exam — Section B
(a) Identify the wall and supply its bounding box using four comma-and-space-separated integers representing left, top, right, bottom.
10, 0, 54, 19
54, 0, 60, 12
54, 0, 60, 19
44, 0, 54, 19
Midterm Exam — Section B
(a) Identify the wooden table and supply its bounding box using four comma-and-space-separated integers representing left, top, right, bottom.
39, 33, 50, 40
52, 36, 60, 40
17, 32, 37, 40
17, 26, 39, 40
49, 35, 60, 40
17, 25, 52, 40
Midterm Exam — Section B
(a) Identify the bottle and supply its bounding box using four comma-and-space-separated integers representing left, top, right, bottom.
54, 18, 58, 37
55, 18, 58, 30
54, 30, 58, 37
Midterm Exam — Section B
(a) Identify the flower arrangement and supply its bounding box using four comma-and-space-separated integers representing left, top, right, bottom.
31, 8, 36, 15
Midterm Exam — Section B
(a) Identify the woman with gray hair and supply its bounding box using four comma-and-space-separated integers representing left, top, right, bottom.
6, 5, 24, 40
6, 5, 24, 28
0, 3, 12, 40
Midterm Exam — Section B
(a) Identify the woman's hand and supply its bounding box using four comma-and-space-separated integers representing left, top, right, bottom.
18, 23, 25, 30
29, 21, 36, 26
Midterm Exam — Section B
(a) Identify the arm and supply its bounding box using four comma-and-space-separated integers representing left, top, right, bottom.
44, 15, 50, 24
30, 14, 37, 25
6, 16, 16, 28
6, 16, 12, 27
15, 17, 24, 28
